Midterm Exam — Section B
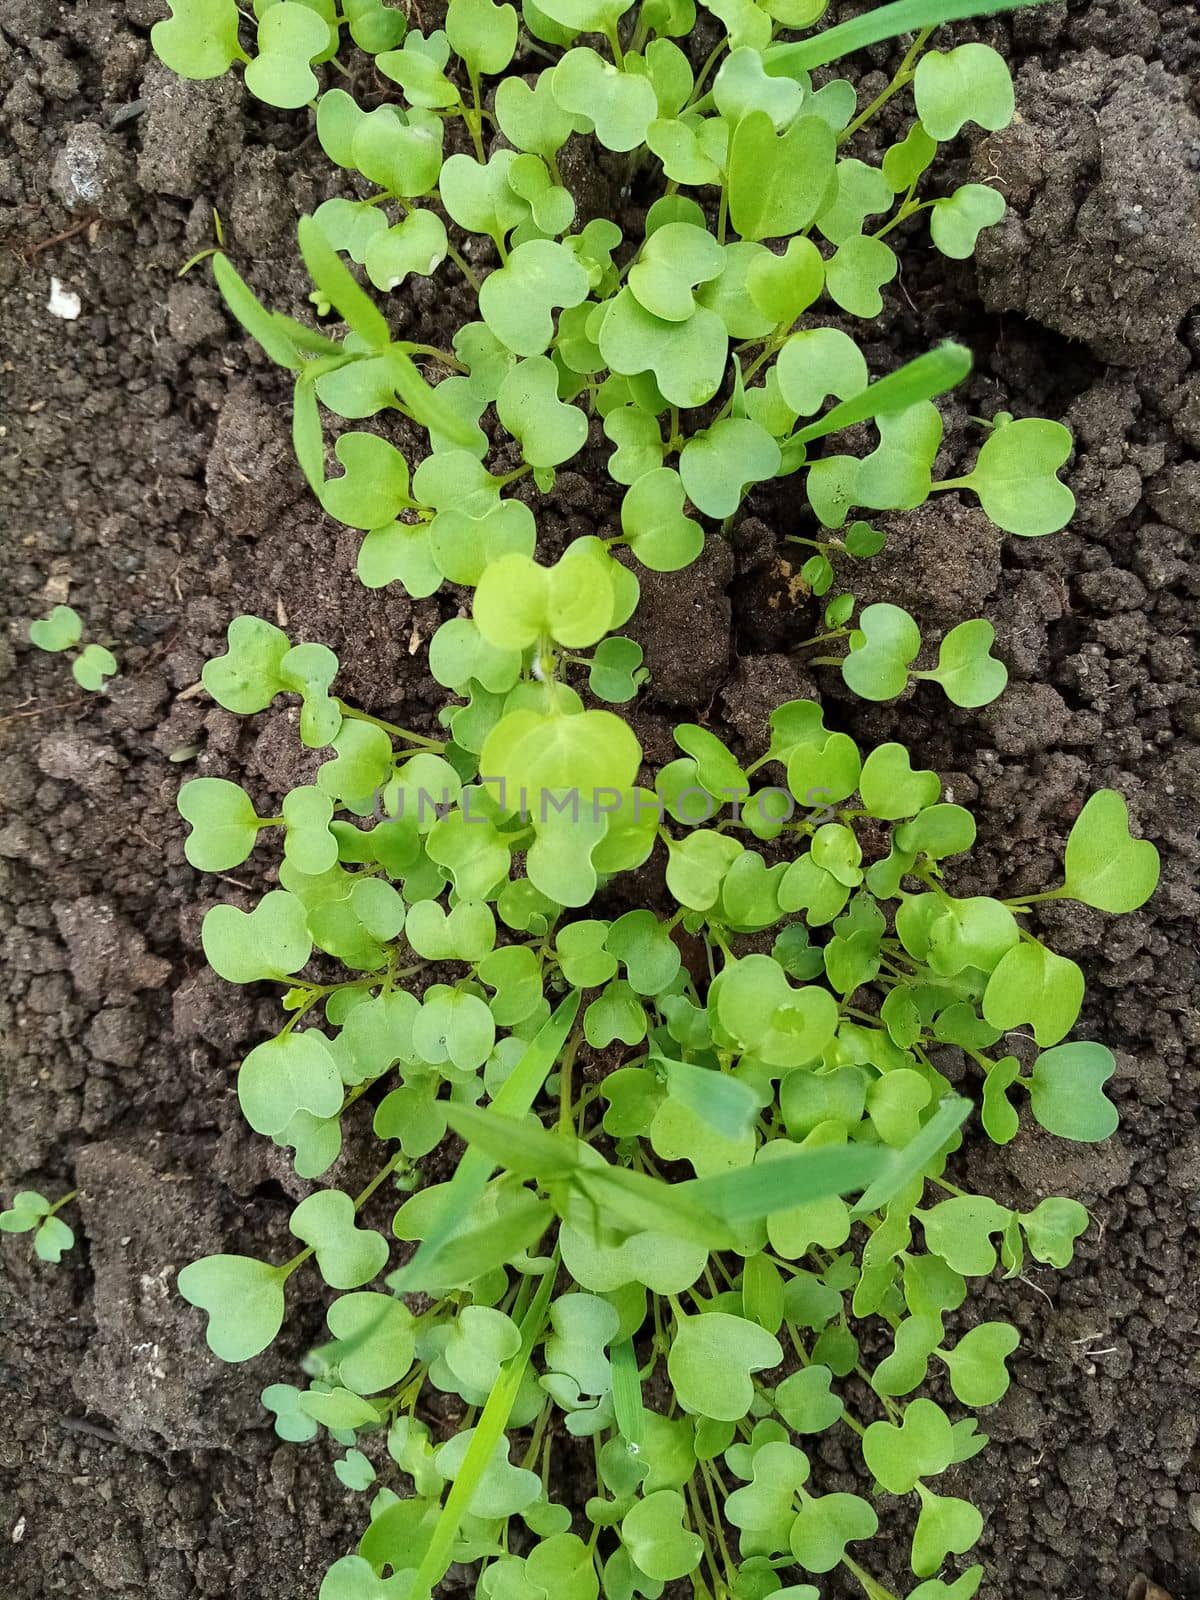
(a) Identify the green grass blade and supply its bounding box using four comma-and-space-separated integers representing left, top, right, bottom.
852, 1093, 972, 1216
382, 345, 482, 451
298, 213, 391, 350
407, 1258, 559, 1600
611, 1338, 646, 1448
792, 342, 972, 446
685, 1141, 886, 1222
767, 0, 1054, 73
212, 253, 302, 372
392, 991, 580, 1290
292, 377, 325, 496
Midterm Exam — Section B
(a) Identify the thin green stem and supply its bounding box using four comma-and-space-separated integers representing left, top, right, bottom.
444, 240, 483, 293
838, 27, 933, 145
1003, 887, 1068, 907
336, 701, 445, 751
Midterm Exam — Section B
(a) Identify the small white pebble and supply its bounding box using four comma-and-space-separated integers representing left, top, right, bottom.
11, 1516, 26, 1544
49, 277, 82, 321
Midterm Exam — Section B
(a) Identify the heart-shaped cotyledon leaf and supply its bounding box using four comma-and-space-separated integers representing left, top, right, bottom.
177, 1253, 287, 1362
29, 604, 83, 652
151, 0, 244, 80
842, 603, 921, 702
604, 404, 665, 485
496, 357, 588, 469
238, 1030, 345, 1138
202, 889, 313, 985
863, 1397, 956, 1495
479, 239, 590, 357
914, 43, 1015, 141
320, 432, 413, 530
789, 1491, 878, 1573
628, 222, 724, 322
620, 1491, 704, 1582
982, 939, 1084, 1047
667, 1312, 782, 1421
620, 468, 704, 572
289, 1189, 389, 1290
825, 233, 899, 319
1027, 1041, 1119, 1142
858, 742, 940, 820
72, 644, 119, 692
474, 545, 615, 650
948, 416, 1075, 537
918, 618, 1008, 708
936, 1320, 1019, 1407
244, 3, 333, 109
930, 183, 1006, 260
599, 287, 729, 409
727, 112, 838, 241
551, 48, 658, 152
679, 418, 781, 520
1060, 788, 1160, 913
911, 1484, 984, 1578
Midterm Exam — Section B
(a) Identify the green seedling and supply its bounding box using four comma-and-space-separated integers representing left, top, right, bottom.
28, 606, 119, 691
0, 1189, 77, 1263
169, 615, 1157, 1600
123, 1, 1151, 1598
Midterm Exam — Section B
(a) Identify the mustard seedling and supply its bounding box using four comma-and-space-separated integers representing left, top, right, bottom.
28, 605, 118, 691
134, 1, 1160, 1598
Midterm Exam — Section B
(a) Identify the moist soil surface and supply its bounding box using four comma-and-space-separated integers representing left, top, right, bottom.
2, 3, 1199, 1598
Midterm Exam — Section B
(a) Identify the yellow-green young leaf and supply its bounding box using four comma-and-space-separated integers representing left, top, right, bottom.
202, 890, 312, 985
668, 1313, 782, 1420
1060, 788, 1160, 913
910, 1484, 984, 1578
951, 416, 1075, 537
914, 43, 1014, 141
29, 604, 82, 652
289, 1189, 389, 1289
177, 1254, 287, 1362
727, 113, 838, 242
982, 940, 1084, 1047
481, 706, 642, 801
474, 548, 615, 650
325, 1292, 417, 1394
152, 0, 244, 80
244, 4, 333, 108
1027, 1041, 1118, 1142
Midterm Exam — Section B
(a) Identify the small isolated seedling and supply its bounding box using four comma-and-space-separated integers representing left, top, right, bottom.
28, 605, 119, 691
1, 1189, 77, 1263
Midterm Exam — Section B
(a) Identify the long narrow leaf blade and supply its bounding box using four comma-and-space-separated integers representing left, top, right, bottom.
292, 377, 325, 496
611, 1338, 645, 1448
407, 1262, 558, 1600
212, 253, 302, 371
684, 1141, 886, 1223
392, 992, 580, 1289
382, 345, 482, 451
393, 1193, 552, 1291
852, 1093, 971, 1216
767, 0, 1054, 73
792, 342, 971, 447
576, 1162, 729, 1249
298, 213, 392, 350
443, 1103, 581, 1180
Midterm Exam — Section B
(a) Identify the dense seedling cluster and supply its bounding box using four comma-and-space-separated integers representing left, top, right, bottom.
12, 0, 1160, 1597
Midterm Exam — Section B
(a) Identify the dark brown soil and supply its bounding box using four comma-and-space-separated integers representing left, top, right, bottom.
2, 3, 1199, 1598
